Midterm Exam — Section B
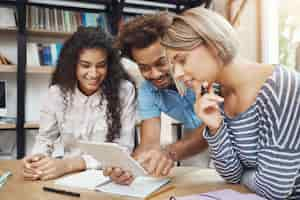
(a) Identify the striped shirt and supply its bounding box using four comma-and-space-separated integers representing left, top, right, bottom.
204, 65, 300, 199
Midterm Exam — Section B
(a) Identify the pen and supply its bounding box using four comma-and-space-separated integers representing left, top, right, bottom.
95, 179, 112, 188
43, 186, 80, 197
146, 185, 175, 200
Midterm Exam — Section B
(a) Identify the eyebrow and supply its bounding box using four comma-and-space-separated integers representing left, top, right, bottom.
78, 59, 107, 65
137, 56, 166, 67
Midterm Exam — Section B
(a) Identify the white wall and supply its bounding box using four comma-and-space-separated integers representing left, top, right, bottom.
0, 32, 17, 118
213, 0, 261, 62
261, 0, 279, 64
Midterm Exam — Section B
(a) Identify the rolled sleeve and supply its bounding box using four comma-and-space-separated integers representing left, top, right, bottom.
138, 82, 161, 120
31, 86, 63, 156
81, 154, 102, 169
116, 81, 137, 153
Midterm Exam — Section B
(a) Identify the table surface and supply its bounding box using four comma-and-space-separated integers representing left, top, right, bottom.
0, 160, 250, 200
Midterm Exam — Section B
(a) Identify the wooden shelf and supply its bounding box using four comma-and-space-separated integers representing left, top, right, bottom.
27, 66, 55, 74
0, 64, 55, 74
0, 122, 39, 130
0, 64, 17, 73
0, 27, 74, 37
27, 29, 73, 37
0, 27, 17, 33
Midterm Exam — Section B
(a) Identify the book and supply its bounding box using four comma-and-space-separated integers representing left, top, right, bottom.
55, 169, 170, 198
27, 43, 62, 66
0, 7, 16, 28
27, 43, 40, 66
0, 54, 12, 65
26, 6, 110, 33
97, 176, 170, 198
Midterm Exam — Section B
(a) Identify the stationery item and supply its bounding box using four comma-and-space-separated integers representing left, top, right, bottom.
97, 176, 170, 198
55, 169, 171, 198
43, 186, 80, 197
0, 171, 12, 188
145, 185, 175, 200
77, 141, 147, 177
55, 169, 109, 190
168, 189, 266, 200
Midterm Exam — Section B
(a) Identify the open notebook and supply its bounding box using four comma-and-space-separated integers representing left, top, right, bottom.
55, 170, 170, 198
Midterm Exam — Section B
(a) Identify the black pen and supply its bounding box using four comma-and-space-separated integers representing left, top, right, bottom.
43, 186, 80, 197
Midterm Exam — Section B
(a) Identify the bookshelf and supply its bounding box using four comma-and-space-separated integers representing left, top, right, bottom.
0, 122, 39, 130
0, 64, 55, 74
27, 29, 73, 37
0, 27, 17, 33
0, 0, 211, 159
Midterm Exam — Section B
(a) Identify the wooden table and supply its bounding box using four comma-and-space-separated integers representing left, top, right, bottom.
0, 160, 250, 200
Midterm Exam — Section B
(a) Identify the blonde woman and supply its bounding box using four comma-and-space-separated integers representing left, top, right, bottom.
161, 7, 300, 199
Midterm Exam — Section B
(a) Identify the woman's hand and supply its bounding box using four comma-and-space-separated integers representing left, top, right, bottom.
103, 167, 134, 185
22, 154, 45, 181
194, 82, 224, 135
25, 156, 70, 181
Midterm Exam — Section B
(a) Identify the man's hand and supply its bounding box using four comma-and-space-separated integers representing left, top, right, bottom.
135, 148, 175, 177
103, 167, 134, 185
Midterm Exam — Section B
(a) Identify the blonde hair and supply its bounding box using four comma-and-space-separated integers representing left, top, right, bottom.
161, 7, 239, 65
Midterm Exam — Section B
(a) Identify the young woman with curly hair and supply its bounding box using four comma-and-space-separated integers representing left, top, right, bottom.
21, 27, 137, 184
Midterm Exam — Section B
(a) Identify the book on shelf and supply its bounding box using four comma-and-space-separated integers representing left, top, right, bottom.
26, 6, 110, 33
27, 42, 62, 66
0, 54, 13, 65
0, 7, 16, 28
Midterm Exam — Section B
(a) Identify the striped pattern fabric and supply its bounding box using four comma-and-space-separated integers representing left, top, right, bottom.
204, 65, 300, 199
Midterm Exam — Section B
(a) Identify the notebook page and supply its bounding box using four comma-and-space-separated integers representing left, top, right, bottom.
55, 169, 109, 190
96, 176, 170, 198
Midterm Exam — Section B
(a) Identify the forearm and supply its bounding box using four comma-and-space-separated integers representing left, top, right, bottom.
132, 139, 160, 157
63, 157, 86, 174
165, 125, 208, 161
204, 123, 243, 183
133, 118, 161, 157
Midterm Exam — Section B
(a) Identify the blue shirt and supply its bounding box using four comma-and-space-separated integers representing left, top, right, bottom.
138, 81, 201, 129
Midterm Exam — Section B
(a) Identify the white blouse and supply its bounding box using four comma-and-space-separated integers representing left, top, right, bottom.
31, 80, 136, 169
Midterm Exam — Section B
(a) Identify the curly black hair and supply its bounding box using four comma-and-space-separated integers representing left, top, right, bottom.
115, 12, 173, 60
51, 26, 136, 142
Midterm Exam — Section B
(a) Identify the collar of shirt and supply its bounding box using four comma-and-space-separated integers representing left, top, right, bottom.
74, 86, 102, 108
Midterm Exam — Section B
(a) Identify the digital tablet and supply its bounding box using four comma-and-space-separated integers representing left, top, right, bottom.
78, 141, 147, 177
